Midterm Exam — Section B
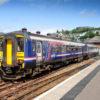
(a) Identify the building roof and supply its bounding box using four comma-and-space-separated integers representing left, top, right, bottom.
87, 36, 100, 43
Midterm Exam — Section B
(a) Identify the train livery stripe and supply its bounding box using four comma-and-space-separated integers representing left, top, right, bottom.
24, 57, 36, 61
51, 52, 83, 57
24, 52, 83, 61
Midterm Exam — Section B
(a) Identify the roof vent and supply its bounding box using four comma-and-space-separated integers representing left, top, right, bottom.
47, 33, 51, 36
22, 28, 27, 32
36, 31, 41, 35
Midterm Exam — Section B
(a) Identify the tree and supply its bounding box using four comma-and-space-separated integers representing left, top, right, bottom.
64, 30, 70, 34
71, 27, 94, 33
85, 31, 95, 38
80, 31, 95, 41
56, 30, 60, 34
96, 31, 100, 36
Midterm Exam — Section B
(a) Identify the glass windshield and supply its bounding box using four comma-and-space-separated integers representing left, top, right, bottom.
17, 37, 24, 52
0, 38, 3, 51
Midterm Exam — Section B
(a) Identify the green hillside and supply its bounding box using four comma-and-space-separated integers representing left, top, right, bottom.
56, 27, 100, 42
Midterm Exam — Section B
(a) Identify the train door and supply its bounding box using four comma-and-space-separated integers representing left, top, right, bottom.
3, 37, 16, 67
36, 41, 42, 64
6, 39, 12, 65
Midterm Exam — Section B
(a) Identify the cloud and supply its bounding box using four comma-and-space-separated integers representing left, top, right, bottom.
0, 0, 10, 5
80, 9, 97, 17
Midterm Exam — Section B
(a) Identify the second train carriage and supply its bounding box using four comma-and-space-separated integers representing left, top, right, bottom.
0, 29, 99, 80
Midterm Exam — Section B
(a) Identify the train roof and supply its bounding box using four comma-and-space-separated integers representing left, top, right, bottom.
5, 29, 97, 47
29, 34, 85, 46
6, 29, 85, 46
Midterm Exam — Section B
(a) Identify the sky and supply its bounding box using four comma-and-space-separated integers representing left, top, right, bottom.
0, 0, 100, 34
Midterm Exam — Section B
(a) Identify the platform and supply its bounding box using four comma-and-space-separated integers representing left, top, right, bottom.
75, 70, 100, 100
34, 60, 100, 100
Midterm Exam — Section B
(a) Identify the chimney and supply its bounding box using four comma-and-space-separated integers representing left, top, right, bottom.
22, 28, 27, 33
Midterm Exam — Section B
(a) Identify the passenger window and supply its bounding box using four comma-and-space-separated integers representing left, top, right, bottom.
57, 46, 61, 53
66, 45, 70, 52
62, 45, 66, 52
32, 41, 35, 51
52, 45, 61, 53
32, 45, 35, 51
70, 46, 74, 51
36, 42, 42, 53
52, 46, 57, 53
17, 37, 24, 52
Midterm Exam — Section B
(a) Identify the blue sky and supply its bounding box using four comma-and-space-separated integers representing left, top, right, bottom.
0, 0, 100, 34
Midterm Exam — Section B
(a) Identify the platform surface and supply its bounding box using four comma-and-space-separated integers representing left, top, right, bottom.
75, 70, 100, 100
61, 65, 100, 100
34, 60, 100, 100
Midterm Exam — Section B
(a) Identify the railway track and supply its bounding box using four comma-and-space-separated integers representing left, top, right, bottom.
0, 57, 98, 100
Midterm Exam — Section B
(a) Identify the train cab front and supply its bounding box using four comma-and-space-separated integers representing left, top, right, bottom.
0, 34, 25, 80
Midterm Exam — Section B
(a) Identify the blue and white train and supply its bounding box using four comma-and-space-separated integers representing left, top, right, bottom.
0, 28, 99, 80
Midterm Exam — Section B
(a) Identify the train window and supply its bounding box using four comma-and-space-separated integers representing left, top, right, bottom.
0, 38, 3, 51
52, 46, 57, 53
51, 45, 61, 53
32, 41, 35, 51
66, 45, 71, 52
58, 46, 62, 53
36, 42, 42, 53
32, 44, 35, 51
71, 46, 78, 51
62, 45, 66, 52
76, 47, 80, 51
79, 47, 82, 51
70, 46, 74, 51
17, 37, 24, 52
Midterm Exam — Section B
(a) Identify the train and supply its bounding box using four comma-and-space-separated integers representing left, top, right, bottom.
0, 28, 99, 80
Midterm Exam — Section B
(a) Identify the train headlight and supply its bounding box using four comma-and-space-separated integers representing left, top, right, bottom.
17, 59, 24, 64
0, 60, 2, 66
20, 60, 24, 63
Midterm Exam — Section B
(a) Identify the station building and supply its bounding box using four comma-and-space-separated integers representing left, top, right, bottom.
86, 36, 100, 54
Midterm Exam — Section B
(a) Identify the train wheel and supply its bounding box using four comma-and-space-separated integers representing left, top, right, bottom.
0, 68, 5, 80
0, 71, 8, 81
0, 70, 3, 80
77, 58, 81, 62
29, 68, 33, 76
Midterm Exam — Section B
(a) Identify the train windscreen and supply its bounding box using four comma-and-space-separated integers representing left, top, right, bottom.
17, 37, 24, 52
0, 38, 3, 51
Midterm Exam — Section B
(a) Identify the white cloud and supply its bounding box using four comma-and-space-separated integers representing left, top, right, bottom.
80, 9, 97, 17
0, 0, 10, 5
